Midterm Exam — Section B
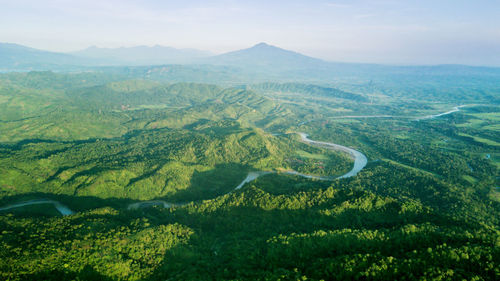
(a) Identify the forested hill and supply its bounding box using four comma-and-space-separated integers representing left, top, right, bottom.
248, 82, 369, 102
66, 81, 223, 110
0, 70, 498, 280
0, 74, 290, 142
0, 124, 292, 201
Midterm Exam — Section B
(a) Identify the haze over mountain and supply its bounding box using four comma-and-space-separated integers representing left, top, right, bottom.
0, 42, 336, 72
0, 43, 88, 71
72, 45, 213, 65
2, 42, 500, 82
1, 1, 499, 280
205, 42, 328, 70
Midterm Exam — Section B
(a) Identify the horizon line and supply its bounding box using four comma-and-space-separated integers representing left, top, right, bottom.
2, 41, 500, 68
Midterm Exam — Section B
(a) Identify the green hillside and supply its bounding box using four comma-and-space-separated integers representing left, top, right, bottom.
0, 70, 498, 280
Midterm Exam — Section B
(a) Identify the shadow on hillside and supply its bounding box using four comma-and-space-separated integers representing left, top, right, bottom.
0, 162, 251, 217
0, 192, 134, 214
0, 185, 482, 281
0, 161, 252, 218
163, 162, 251, 202
139, 194, 478, 280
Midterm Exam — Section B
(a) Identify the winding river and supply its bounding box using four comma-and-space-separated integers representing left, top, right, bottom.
0, 199, 74, 215
297, 133, 368, 179
0, 133, 368, 214
128, 132, 368, 210
316, 104, 470, 121
0, 104, 466, 215
416, 105, 468, 120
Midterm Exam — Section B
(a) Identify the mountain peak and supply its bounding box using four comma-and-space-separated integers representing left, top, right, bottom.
252, 42, 273, 48
208, 42, 326, 69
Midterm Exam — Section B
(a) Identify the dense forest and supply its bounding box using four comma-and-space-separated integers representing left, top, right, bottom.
0, 71, 498, 280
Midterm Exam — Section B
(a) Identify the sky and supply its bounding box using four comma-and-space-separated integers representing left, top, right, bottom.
1, 0, 500, 66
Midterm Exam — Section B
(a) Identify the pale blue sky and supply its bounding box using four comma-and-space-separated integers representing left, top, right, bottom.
1, 0, 499, 65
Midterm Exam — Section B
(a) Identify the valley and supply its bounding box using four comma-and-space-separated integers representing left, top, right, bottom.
0, 51, 498, 281
0, 131, 367, 214
2, 0, 500, 279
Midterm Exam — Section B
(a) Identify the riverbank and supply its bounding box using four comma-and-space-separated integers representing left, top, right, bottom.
0, 133, 368, 214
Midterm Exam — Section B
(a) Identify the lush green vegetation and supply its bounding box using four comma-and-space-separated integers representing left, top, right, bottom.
0, 71, 498, 280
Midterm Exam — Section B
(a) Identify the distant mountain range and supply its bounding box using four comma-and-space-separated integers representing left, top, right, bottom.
1, 42, 499, 80
0, 43, 214, 70
0, 43, 89, 71
0, 42, 327, 70
71, 45, 213, 65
